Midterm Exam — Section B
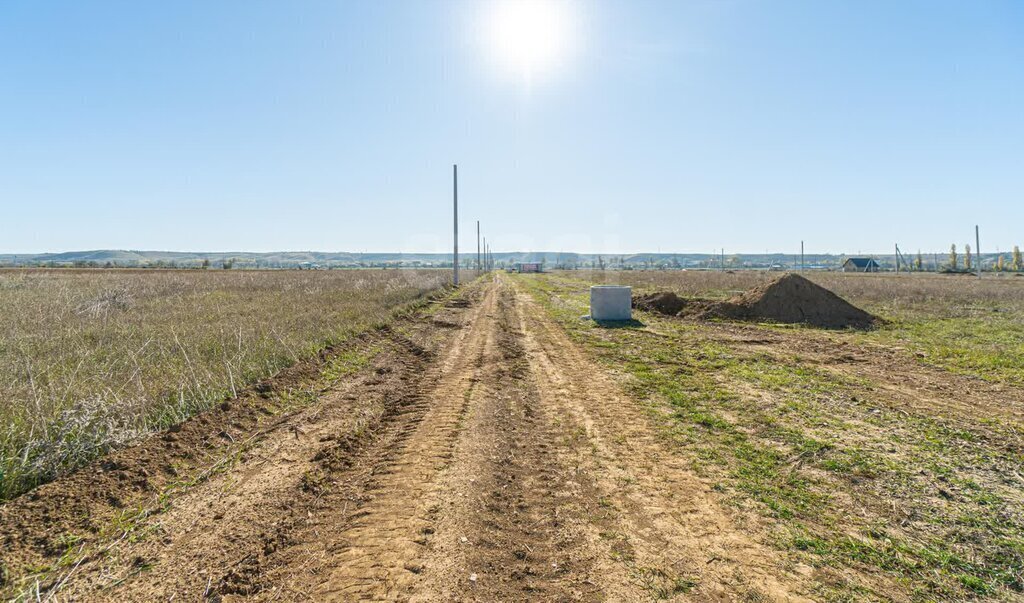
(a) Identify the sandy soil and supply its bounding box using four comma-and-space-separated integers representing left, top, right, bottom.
0, 276, 815, 601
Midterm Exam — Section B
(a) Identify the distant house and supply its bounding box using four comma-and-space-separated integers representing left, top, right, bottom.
842, 257, 880, 273
516, 262, 542, 273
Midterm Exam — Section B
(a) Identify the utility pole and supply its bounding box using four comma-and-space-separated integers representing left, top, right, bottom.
721, 248, 725, 271
976, 225, 981, 277
476, 220, 481, 272
801, 241, 805, 273
453, 164, 459, 286
483, 237, 487, 272
895, 243, 899, 274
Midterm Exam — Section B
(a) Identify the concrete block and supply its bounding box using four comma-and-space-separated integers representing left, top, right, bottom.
590, 286, 632, 321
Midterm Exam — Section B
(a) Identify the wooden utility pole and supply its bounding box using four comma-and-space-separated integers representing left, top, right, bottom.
476, 220, 481, 272
453, 164, 459, 286
895, 243, 899, 274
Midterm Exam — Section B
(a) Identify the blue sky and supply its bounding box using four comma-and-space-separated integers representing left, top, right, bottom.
2, 0, 1022, 255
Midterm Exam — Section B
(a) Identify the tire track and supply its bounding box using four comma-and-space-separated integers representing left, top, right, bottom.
248, 279, 502, 601
416, 280, 603, 601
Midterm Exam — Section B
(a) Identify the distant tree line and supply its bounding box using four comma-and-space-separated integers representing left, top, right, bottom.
942, 243, 1022, 272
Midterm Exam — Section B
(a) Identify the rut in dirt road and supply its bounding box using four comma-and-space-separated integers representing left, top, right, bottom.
249, 277, 509, 600
253, 276, 605, 601
415, 284, 604, 601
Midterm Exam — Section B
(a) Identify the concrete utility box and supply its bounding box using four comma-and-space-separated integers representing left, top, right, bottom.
590, 286, 632, 321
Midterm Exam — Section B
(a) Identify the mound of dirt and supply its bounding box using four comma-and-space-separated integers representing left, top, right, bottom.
633, 291, 689, 315
702, 273, 878, 329
635, 274, 879, 330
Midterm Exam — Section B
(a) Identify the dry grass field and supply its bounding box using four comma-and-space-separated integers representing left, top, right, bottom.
0, 269, 455, 500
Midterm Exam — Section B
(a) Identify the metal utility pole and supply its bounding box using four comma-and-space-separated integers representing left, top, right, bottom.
483, 237, 487, 272
453, 164, 459, 286
895, 243, 899, 274
476, 221, 481, 272
800, 241, 805, 272
976, 225, 981, 277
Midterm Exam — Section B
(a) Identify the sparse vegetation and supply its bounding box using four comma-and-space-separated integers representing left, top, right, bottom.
0, 268, 457, 500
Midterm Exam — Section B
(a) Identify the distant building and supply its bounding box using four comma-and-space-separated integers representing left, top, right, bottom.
516, 262, 542, 273
842, 257, 880, 273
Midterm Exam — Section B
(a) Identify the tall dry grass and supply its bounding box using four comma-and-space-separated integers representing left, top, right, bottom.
0, 268, 456, 499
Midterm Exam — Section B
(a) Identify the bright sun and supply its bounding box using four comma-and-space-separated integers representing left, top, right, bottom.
483, 0, 576, 83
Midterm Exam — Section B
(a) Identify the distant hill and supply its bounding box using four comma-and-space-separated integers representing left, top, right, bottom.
0, 249, 1003, 271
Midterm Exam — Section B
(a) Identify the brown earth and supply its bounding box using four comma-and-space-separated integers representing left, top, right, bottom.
636, 273, 879, 330
633, 290, 689, 315
0, 276, 815, 601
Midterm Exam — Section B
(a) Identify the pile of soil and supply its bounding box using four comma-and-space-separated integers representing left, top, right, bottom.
635, 274, 880, 330
633, 291, 689, 315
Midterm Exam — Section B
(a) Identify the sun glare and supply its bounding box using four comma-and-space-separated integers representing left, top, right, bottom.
482, 0, 576, 84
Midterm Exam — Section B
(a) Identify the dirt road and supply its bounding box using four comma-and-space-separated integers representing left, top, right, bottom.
1, 276, 812, 601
